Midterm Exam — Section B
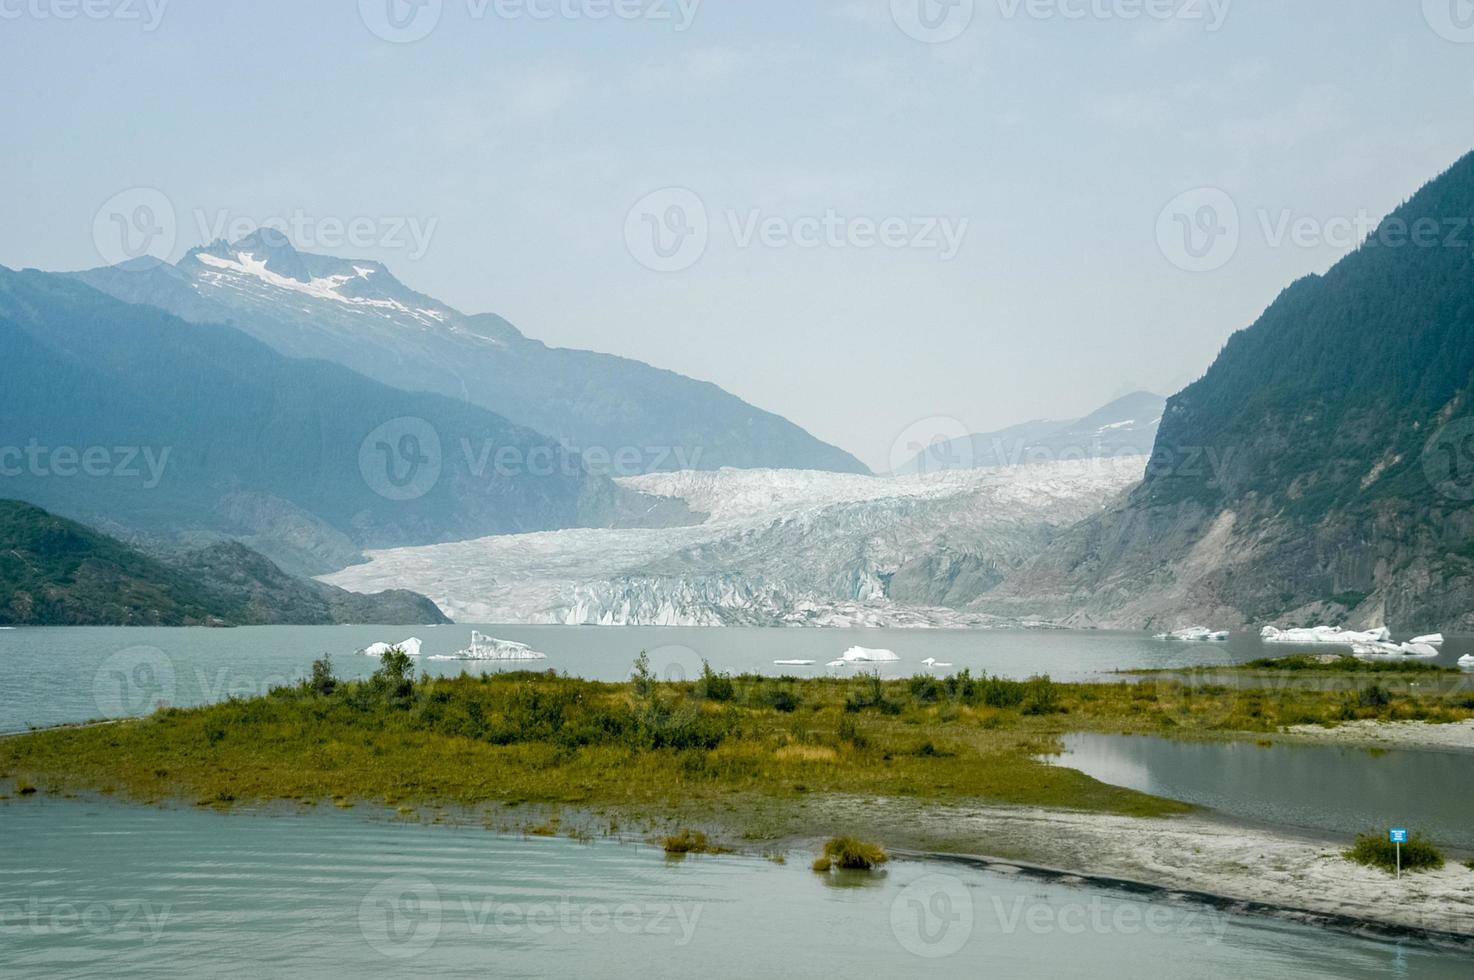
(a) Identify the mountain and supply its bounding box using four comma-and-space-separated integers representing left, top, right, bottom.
74, 233, 869, 475
977, 151, 1474, 633
0, 500, 448, 626
321, 459, 1146, 626
896, 392, 1164, 474
0, 267, 657, 574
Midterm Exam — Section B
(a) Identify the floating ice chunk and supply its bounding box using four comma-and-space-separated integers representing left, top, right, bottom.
773, 660, 815, 666
840, 646, 900, 663
921, 657, 954, 668
1351, 640, 1440, 659
825, 660, 848, 668
452, 632, 548, 661
360, 637, 423, 658
1261, 626, 1391, 646
1155, 627, 1230, 641
1459, 655, 1474, 670
1410, 633, 1445, 646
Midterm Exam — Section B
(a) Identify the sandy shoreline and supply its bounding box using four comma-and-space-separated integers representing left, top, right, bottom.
1282, 718, 1474, 752
781, 796, 1474, 944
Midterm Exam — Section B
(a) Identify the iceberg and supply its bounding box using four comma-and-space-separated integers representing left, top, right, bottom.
1261, 626, 1391, 646
1154, 627, 1230, 641
921, 657, 955, 668
360, 637, 423, 659
448, 632, 548, 662
840, 646, 901, 663
825, 659, 848, 668
1459, 655, 1474, 670
1350, 641, 1440, 659
1410, 633, 1445, 646
773, 660, 816, 667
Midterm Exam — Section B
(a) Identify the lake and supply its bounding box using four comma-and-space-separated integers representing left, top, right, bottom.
3, 625, 1472, 733
0, 797, 1468, 978
1048, 733, 1474, 849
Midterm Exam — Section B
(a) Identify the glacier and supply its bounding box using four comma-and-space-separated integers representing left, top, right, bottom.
321, 457, 1147, 627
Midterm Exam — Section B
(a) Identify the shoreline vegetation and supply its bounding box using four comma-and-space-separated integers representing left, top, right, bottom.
4, 652, 1474, 940
5, 652, 1473, 815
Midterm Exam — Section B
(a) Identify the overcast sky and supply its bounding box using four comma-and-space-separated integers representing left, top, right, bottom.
3, 0, 1473, 470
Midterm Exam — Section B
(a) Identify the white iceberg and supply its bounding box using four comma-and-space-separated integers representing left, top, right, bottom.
1459, 655, 1474, 670
1155, 627, 1230, 641
1410, 633, 1445, 646
360, 637, 423, 659
448, 632, 547, 662
921, 657, 955, 669
825, 659, 848, 668
1261, 626, 1392, 646
840, 646, 901, 663
773, 660, 815, 667
1351, 641, 1440, 659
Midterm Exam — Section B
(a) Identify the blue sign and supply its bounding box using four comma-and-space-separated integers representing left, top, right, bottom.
1389, 828, 1409, 844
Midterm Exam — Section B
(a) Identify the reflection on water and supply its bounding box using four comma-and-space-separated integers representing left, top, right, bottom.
1050, 734, 1474, 849
0, 799, 1468, 979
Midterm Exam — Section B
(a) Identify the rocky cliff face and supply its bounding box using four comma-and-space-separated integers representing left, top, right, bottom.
976, 152, 1474, 634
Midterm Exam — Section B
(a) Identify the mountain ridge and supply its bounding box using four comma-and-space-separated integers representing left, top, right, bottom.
74, 234, 870, 476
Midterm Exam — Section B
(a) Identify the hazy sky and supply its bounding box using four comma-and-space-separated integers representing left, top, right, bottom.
3, 0, 1473, 470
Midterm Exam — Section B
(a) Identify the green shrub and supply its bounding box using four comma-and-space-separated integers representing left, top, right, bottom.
698, 662, 735, 702
1345, 832, 1444, 874
308, 656, 337, 697
819, 836, 888, 870
759, 684, 801, 714
837, 715, 868, 749
844, 675, 902, 715
1357, 685, 1392, 709
908, 675, 943, 704
663, 829, 715, 854
1022, 676, 1061, 716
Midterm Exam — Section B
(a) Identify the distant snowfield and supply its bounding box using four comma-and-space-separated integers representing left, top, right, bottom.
321, 458, 1147, 627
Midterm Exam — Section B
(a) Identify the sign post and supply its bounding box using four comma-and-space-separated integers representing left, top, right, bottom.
1390, 828, 1408, 879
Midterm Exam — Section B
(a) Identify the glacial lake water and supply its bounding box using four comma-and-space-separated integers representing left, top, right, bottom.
4, 624, 1473, 734
0, 797, 1469, 979
1048, 733, 1474, 850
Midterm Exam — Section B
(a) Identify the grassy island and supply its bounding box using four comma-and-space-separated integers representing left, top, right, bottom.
3, 652, 1471, 845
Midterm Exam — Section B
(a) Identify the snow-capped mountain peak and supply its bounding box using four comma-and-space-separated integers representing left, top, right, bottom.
179, 234, 469, 334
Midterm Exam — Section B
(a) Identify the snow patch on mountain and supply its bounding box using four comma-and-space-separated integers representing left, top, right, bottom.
320, 457, 1147, 627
